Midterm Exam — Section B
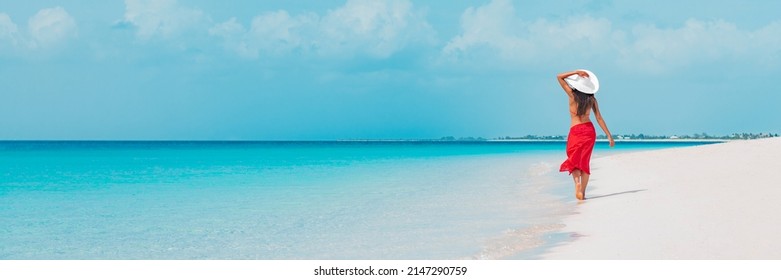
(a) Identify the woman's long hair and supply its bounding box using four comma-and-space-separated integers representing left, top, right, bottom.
573, 89, 595, 116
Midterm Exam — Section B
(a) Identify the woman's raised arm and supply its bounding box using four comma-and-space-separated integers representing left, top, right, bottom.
556, 70, 588, 97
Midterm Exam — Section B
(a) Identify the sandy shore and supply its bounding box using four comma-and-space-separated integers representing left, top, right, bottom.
543, 137, 781, 259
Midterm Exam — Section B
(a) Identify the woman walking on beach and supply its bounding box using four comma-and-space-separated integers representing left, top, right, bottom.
557, 69, 614, 200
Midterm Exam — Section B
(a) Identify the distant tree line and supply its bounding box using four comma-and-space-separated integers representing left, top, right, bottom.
351, 133, 779, 141
438, 136, 487, 141
494, 135, 565, 140
605, 132, 779, 140
486, 132, 779, 141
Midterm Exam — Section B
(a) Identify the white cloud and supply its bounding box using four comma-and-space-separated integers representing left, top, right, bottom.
0, 8, 77, 52
443, 0, 525, 57
751, 21, 781, 64
27, 7, 78, 47
0, 13, 20, 52
117, 0, 207, 40
443, 0, 617, 62
208, 17, 251, 57
444, 0, 781, 72
209, 0, 435, 59
210, 11, 316, 59
316, 0, 435, 58
620, 19, 779, 71
248, 11, 312, 54
0, 13, 19, 41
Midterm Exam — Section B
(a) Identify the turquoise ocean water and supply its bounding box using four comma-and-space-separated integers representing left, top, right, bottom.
0, 141, 714, 259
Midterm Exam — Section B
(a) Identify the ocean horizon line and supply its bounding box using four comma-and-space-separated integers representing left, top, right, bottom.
2, 133, 776, 143
0, 139, 734, 143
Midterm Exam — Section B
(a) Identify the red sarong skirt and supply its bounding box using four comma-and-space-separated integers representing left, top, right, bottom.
559, 122, 597, 175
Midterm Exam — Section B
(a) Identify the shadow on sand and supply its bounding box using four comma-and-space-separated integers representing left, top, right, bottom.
587, 189, 647, 200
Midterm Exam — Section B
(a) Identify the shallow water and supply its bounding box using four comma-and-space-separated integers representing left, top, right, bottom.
0, 141, 714, 259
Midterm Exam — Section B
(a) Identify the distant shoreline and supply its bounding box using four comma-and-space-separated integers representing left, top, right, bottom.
487, 139, 729, 143
336, 139, 732, 143
0, 139, 742, 143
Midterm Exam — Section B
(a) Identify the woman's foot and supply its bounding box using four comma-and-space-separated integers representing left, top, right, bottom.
575, 182, 584, 200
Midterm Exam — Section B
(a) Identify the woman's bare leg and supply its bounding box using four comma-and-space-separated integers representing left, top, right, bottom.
580, 172, 590, 199
572, 169, 584, 200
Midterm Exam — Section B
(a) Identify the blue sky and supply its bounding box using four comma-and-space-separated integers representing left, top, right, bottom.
1, 0, 780, 140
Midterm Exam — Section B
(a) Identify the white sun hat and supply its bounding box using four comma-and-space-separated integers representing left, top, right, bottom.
564, 69, 599, 94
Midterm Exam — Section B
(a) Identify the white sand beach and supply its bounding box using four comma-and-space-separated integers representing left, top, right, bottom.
544, 137, 781, 259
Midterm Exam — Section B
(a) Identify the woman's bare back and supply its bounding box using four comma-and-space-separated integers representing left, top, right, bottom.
569, 98, 592, 127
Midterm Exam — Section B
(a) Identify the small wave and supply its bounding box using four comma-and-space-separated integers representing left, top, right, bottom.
473, 224, 565, 260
